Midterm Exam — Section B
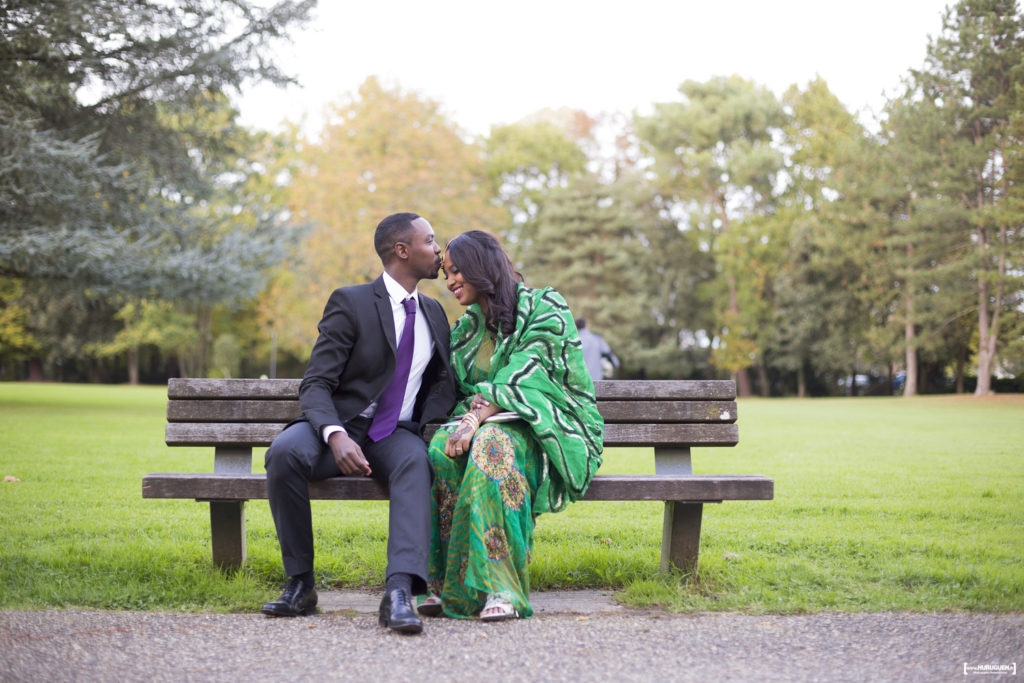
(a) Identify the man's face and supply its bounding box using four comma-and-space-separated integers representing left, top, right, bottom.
402, 217, 442, 280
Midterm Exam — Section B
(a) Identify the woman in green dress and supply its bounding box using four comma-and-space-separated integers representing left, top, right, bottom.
420, 230, 604, 621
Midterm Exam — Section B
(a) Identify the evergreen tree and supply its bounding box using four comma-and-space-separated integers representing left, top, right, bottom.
524, 173, 714, 378
0, 0, 313, 294
1, 0, 313, 379
911, 0, 1024, 394
636, 76, 786, 395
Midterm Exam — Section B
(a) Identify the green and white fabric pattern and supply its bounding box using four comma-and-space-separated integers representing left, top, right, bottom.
447, 283, 604, 514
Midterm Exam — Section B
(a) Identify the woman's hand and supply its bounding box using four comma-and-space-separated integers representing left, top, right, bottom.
444, 419, 474, 458
444, 395, 503, 458
470, 394, 501, 422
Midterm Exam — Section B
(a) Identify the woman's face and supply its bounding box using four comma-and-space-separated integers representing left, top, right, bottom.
441, 250, 480, 307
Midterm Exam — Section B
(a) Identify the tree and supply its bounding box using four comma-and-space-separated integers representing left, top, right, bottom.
523, 172, 714, 378
484, 114, 590, 264
0, 277, 39, 377
0, 0, 313, 294
874, 91, 975, 396
762, 78, 867, 396
912, 0, 1024, 394
1, 1, 313, 379
636, 76, 786, 394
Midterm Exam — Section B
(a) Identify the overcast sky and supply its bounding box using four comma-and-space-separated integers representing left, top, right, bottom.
236, 0, 954, 137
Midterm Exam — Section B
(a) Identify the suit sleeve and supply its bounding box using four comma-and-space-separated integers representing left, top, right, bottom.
299, 288, 359, 438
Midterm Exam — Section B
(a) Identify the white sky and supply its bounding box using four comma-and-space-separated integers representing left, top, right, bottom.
236, 0, 953, 138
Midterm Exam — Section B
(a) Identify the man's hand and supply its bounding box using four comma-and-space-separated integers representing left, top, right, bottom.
328, 431, 371, 476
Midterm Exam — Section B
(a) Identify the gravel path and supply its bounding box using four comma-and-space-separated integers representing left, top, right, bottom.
2, 591, 1021, 682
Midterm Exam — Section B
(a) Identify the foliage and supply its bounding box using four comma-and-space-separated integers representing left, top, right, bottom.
636, 76, 787, 393
0, 0, 314, 295
908, 0, 1024, 393
0, 277, 39, 366
88, 299, 200, 375
485, 116, 589, 241
0, 1, 313, 380
523, 172, 714, 377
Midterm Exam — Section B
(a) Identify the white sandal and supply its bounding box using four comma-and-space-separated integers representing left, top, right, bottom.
479, 593, 518, 622
418, 594, 443, 617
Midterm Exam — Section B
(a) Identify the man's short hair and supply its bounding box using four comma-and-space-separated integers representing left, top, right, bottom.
575, 317, 587, 329
374, 212, 421, 263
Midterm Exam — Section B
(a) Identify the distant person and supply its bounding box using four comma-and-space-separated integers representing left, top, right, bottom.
418, 230, 604, 621
261, 212, 456, 635
576, 317, 619, 381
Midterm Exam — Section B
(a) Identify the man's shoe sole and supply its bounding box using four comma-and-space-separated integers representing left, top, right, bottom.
378, 614, 423, 634
261, 602, 318, 617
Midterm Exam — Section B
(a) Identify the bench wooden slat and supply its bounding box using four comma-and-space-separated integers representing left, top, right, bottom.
167, 378, 737, 402
166, 399, 737, 425
143, 472, 773, 502
596, 380, 736, 401
168, 378, 301, 399
165, 422, 739, 448
167, 400, 304, 423
598, 401, 736, 424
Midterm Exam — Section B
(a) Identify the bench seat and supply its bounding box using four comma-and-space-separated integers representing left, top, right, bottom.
143, 472, 773, 502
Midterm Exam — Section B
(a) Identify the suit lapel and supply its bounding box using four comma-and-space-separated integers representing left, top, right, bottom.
373, 276, 397, 353
419, 294, 451, 363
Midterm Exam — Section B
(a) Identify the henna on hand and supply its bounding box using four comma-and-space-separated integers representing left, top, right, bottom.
449, 423, 474, 443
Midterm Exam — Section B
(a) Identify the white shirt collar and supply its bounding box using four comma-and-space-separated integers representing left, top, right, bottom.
382, 271, 417, 305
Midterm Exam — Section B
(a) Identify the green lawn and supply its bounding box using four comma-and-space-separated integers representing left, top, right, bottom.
1, 382, 1021, 613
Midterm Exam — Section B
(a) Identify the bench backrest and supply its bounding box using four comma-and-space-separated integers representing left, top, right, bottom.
165, 378, 738, 449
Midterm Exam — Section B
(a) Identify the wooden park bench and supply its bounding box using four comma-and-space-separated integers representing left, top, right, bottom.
143, 378, 773, 575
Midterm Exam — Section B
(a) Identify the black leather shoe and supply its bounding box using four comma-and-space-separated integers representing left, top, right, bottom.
378, 589, 423, 634
261, 577, 318, 617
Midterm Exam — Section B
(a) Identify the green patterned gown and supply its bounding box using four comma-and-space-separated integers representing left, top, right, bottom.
427, 284, 604, 619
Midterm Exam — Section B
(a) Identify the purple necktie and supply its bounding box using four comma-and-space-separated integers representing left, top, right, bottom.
368, 297, 417, 442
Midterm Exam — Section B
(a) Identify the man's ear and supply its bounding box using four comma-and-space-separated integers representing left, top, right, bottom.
393, 241, 410, 260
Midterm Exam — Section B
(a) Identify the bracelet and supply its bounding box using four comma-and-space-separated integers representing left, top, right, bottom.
460, 411, 479, 431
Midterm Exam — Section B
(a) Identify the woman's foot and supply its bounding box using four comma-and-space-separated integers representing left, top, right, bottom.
479, 593, 518, 622
417, 594, 443, 617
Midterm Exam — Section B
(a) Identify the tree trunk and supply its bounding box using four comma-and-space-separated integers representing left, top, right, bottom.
128, 345, 139, 385
196, 305, 212, 378
955, 344, 966, 394
903, 293, 918, 397
269, 329, 278, 379
735, 367, 752, 397
726, 272, 753, 398
796, 364, 806, 398
975, 267, 1000, 396
975, 338, 996, 395
756, 363, 770, 397
27, 358, 44, 381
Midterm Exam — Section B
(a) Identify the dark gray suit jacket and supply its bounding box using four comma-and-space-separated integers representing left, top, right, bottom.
298, 276, 456, 440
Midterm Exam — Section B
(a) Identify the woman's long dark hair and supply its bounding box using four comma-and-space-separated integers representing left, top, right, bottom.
446, 230, 524, 337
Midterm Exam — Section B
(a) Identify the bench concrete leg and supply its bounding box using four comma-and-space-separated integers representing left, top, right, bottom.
210, 501, 246, 569
661, 501, 703, 575
208, 447, 251, 569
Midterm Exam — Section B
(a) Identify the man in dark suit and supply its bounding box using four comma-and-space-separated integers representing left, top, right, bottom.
261, 212, 456, 634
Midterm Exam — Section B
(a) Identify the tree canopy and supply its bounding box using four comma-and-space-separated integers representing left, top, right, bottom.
0, 0, 314, 297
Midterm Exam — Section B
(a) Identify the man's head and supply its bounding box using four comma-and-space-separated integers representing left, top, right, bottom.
575, 317, 588, 330
374, 212, 441, 283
